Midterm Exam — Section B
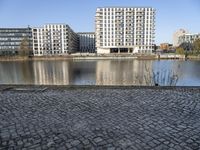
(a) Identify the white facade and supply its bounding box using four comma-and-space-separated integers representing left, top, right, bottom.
178, 33, 200, 45
95, 7, 155, 54
32, 24, 78, 56
173, 29, 188, 47
78, 32, 95, 53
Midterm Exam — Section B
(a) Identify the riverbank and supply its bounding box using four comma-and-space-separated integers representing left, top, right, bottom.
0, 56, 30, 61
0, 54, 190, 61
0, 85, 200, 149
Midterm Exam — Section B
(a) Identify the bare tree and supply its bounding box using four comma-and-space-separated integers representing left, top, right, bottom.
19, 38, 30, 56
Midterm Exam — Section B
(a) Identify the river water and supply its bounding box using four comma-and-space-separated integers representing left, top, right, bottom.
0, 59, 200, 86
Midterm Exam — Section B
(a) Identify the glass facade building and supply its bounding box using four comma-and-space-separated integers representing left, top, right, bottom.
78, 32, 96, 53
0, 28, 32, 55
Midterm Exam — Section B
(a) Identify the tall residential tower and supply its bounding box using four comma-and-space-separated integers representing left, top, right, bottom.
95, 7, 155, 54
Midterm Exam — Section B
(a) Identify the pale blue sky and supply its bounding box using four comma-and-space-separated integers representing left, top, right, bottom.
0, 0, 199, 44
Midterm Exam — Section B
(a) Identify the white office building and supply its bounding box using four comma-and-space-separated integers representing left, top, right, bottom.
32, 24, 78, 56
78, 32, 95, 53
95, 7, 155, 54
173, 29, 188, 47
178, 33, 200, 45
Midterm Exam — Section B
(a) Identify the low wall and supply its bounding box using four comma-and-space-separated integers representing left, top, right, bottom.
0, 56, 29, 61
0, 54, 195, 61
157, 54, 185, 59
187, 55, 200, 60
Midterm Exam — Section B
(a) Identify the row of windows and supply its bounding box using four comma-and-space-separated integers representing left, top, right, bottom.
98, 15, 154, 19
0, 46, 19, 49
97, 21, 154, 24
99, 39, 153, 42
99, 29, 154, 32
99, 42, 153, 47
33, 29, 69, 33
180, 36, 200, 39
98, 8, 154, 11
79, 38, 95, 41
99, 43, 153, 47
98, 28, 153, 31
80, 46, 95, 48
98, 32, 153, 35
44, 24, 67, 28
0, 33, 31, 36
34, 50, 68, 54
0, 29, 31, 33
0, 42, 22, 46
79, 36, 95, 38
34, 43, 65, 46
34, 48, 68, 51
33, 32, 66, 35
101, 42, 152, 45
33, 39, 69, 42
97, 21, 154, 25
80, 49, 95, 53
103, 38, 152, 41
97, 14, 154, 18
33, 37, 69, 40
0, 37, 30, 41
99, 37, 153, 41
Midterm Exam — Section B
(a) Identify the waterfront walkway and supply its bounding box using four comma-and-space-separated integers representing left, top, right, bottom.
0, 86, 200, 150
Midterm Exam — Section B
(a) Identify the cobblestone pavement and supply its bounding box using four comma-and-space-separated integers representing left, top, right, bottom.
0, 87, 200, 150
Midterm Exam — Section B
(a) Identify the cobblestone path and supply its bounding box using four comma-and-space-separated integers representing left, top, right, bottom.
0, 87, 200, 150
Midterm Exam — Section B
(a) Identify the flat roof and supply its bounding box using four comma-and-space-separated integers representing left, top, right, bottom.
97, 6, 154, 9
45, 23, 68, 25
77, 32, 95, 34
0, 27, 31, 29
184, 33, 200, 36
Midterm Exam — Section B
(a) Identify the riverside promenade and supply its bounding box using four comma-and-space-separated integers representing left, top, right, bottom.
0, 86, 200, 150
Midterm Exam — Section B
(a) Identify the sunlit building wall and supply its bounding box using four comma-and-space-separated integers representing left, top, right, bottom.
95, 7, 156, 54
173, 29, 188, 47
32, 24, 78, 56
178, 33, 200, 45
95, 60, 153, 85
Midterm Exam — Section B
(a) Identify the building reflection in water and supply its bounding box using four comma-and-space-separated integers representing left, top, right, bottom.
0, 60, 200, 86
0, 61, 34, 84
32, 60, 96, 85
32, 60, 70, 85
96, 60, 153, 85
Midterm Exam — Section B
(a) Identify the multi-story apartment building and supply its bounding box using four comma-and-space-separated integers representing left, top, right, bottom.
32, 24, 78, 56
95, 7, 155, 54
178, 33, 200, 45
0, 28, 32, 55
77, 32, 96, 53
173, 29, 188, 47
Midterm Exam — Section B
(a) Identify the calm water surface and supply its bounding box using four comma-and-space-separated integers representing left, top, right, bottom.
0, 59, 200, 86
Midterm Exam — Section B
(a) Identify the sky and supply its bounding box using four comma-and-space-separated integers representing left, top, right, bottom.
0, 0, 199, 44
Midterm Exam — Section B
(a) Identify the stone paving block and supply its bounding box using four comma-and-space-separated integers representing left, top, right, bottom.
71, 140, 81, 146
0, 87, 200, 149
